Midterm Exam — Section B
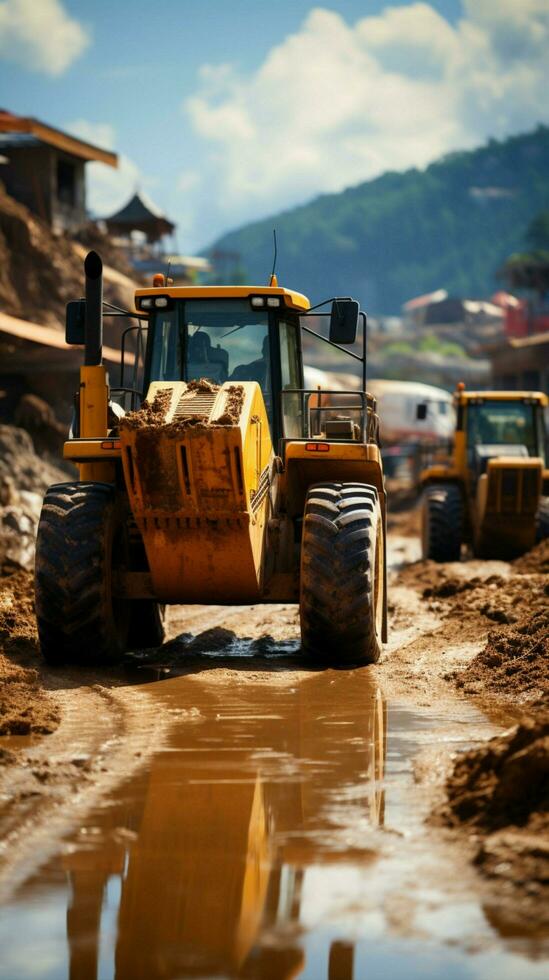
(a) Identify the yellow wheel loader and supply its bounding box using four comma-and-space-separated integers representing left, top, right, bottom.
35, 252, 387, 665
419, 385, 549, 561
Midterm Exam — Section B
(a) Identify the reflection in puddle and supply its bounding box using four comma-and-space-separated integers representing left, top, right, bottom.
0, 670, 547, 979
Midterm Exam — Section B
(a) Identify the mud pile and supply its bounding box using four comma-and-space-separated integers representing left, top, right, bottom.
215, 384, 245, 426
0, 569, 58, 740
513, 538, 549, 576
400, 557, 546, 629
407, 549, 549, 704
121, 389, 175, 430
454, 608, 549, 704
187, 379, 219, 394
442, 715, 549, 908
13, 393, 69, 465
0, 181, 134, 330
0, 425, 67, 571
120, 382, 245, 433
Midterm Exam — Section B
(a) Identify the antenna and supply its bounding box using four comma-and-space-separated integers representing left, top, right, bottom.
269, 229, 278, 286
165, 258, 172, 286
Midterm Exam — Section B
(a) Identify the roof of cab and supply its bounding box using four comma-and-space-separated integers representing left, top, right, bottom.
458, 390, 548, 405
134, 284, 311, 312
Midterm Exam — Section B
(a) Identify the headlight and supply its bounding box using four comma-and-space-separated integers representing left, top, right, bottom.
138, 295, 171, 310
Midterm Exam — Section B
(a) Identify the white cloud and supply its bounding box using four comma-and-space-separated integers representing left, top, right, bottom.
0, 0, 89, 76
181, 1, 549, 246
67, 119, 141, 218
68, 119, 117, 152
177, 170, 201, 194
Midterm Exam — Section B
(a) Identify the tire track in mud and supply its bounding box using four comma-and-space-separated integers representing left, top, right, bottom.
0, 529, 536, 920
0, 677, 170, 903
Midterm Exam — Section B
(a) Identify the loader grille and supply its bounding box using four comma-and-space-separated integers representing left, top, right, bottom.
522, 469, 541, 513
500, 469, 519, 510
173, 392, 217, 420
488, 466, 541, 514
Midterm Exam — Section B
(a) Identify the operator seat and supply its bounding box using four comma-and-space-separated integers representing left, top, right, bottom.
187, 331, 228, 383
230, 336, 269, 388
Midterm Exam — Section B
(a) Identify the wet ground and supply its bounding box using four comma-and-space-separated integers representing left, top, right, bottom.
0, 528, 547, 978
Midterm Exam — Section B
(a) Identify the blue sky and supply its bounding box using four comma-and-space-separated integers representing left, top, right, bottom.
0, 1, 547, 252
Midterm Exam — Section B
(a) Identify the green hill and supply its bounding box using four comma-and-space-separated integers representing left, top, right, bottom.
207, 126, 549, 315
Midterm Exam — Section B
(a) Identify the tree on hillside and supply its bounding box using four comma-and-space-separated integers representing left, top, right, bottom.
502, 209, 549, 294
526, 210, 549, 251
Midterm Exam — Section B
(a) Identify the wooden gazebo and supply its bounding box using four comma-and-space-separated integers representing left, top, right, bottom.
104, 191, 175, 243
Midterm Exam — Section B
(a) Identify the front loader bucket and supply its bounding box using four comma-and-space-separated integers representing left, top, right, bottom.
119, 381, 273, 603
475, 456, 543, 557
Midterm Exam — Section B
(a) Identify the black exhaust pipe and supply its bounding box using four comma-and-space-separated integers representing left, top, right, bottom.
84, 250, 103, 366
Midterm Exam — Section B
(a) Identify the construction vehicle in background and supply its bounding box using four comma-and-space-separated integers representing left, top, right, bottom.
34, 252, 387, 665
420, 385, 549, 560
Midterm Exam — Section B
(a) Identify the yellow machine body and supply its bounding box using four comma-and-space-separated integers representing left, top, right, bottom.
119, 380, 273, 603
53, 266, 387, 661
135, 283, 311, 312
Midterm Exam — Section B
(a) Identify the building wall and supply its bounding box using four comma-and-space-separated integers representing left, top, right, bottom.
51, 151, 86, 233
2, 144, 53, 222
492, 341, 549, 395
1, 144, 86, 231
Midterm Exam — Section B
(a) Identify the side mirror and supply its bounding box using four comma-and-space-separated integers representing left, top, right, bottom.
66, 299, 85, 344
329, 299, 359, 345
416, 402, 428, 421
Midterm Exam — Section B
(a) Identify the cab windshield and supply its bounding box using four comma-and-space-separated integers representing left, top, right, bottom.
149, 299, 274, 418
466, 400, 541, 458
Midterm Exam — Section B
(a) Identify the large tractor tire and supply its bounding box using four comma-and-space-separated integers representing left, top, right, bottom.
421, 482, 463, 562
35, 482, 133, 665
300, 483, 384, 664
128, 600, 166, 649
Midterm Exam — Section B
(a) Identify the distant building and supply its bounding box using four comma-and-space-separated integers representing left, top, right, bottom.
104, 191, 175, 245
403, 289, 502, 332
402, 288, 504, 358
0, 109, 117, 233
104, 191, 209, 284
491, 331, 549, 395
402, 289, 449, 327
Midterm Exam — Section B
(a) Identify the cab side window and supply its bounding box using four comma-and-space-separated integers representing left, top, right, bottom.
279, 320, 301, 389
150, 310, 181, 381
279, 320, 303, 438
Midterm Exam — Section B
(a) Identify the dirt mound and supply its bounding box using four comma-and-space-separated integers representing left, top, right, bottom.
187, 378, 219, 394
0, 424, 67, 496
0, 425, 67, 571
0, 569, 58, 739
416, 559, 547, 627
454, 609, 549, 704
121, 389, 174, 430
514, 538, 549, 575
445, 715, 549, 831
120, 382, 245, 434
13, 393, 69, 463
442, 716, 549, 904
0, 181, 134, 332
215, 384, 244, 425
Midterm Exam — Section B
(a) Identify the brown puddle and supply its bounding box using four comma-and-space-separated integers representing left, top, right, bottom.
0, 668, 548, 979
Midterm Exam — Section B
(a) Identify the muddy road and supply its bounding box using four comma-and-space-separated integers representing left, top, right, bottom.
0, 511, 548, 979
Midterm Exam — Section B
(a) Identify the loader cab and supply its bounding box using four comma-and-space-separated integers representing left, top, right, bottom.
140, 290, 307, 442
461, 395, 547, 481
